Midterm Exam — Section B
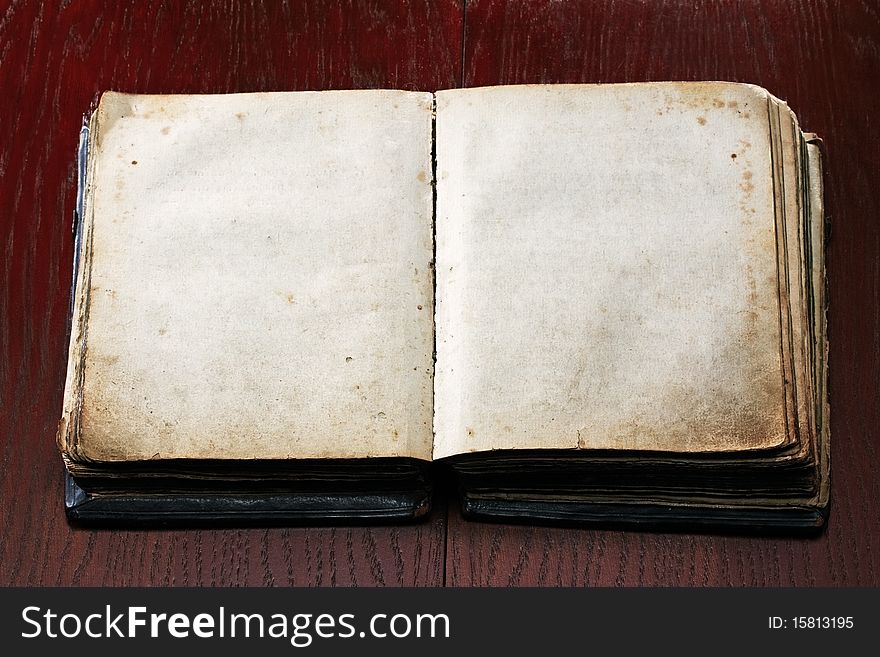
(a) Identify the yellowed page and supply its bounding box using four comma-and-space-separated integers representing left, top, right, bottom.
75, 90, 434, 461
433, 82, 787, 458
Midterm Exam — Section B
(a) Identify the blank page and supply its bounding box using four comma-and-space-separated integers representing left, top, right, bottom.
75, 91, 435, 461
433, 83, 786, 458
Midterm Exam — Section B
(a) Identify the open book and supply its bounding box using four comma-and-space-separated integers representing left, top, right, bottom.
58, 83, 829, 530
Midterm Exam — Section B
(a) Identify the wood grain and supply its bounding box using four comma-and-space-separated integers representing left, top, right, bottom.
448, 0, 880, 586
0, 0, 461, 586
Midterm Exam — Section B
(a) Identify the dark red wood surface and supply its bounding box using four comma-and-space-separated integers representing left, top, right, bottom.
1, 0, 878, 586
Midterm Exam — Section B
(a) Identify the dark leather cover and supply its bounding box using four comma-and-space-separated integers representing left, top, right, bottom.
65, 469, 431, 527
460, 492, 828, 534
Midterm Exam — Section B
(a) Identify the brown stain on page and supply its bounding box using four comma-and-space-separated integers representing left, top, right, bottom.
602, 401, 785, 452
740, 169, 755, 194
658, 85, 761, 127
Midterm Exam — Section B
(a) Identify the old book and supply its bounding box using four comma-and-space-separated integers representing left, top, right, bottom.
58, 82, 829, 530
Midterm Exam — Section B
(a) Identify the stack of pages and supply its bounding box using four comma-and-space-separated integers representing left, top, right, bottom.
58, 82, 829, 529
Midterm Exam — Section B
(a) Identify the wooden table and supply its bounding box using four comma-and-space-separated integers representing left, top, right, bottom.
2, 0, 877, 586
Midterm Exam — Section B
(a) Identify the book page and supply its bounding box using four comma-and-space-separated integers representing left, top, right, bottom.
433, 83, 787, 458
76, 90, 434, 461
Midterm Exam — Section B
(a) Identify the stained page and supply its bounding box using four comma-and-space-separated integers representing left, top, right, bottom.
75, 90, 434, 461
433, 83, 787, 458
